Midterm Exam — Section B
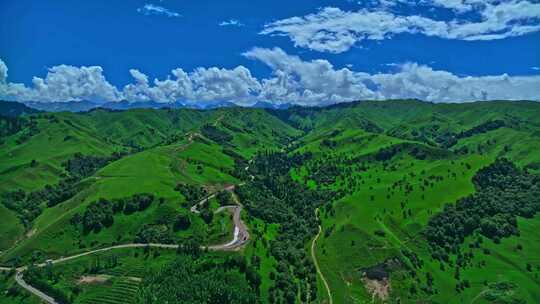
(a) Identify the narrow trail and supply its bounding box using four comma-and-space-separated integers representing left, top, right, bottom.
2, 185, 249, 303
311, 208, 333, 304
15, 272, 58, 304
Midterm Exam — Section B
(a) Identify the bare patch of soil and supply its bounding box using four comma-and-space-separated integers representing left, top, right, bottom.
26, 229, 36, 237
362, 275, 390, 302
77, 275, 111, 284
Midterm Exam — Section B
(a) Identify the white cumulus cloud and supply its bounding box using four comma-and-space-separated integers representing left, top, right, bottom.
219, 19, 244, 27
243, 47, 540, 105
123, 66, 261, 104
0, 59, 8, 84
261, 1, 540, 53
243, 47, 376, 104
0, 61, 121, 103
137, 4, 181, 18
1, 52, 539, 106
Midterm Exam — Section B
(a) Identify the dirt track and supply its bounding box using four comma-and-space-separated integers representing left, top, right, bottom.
311, 208, 333, 304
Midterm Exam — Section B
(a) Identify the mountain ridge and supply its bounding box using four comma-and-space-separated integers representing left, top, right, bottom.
6, 98, 538, 113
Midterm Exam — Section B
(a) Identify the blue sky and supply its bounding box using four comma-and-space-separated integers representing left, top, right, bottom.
0, 0, 539, 105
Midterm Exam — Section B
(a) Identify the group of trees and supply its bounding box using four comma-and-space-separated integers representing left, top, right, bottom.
73, 193, 155, 233
174, 183, 207, 206
135, 224, 174, 244
425, 158, 540, 261
236, 151, 337, 303
12, 118, 39, 145
1, 176, 84, 227
0, 115, 29, 141
62, 152, 123, 178
201, 124, 233, 145
456, 120, 505, 141
387, 119, 508, 150
22, 265, 70, 304
1, 153, 121, 227
375, 143, 449, 162
136, 255, 258, 304
216, 190, 232, 206
130, 203, 191, 244
302, 149, 450, 201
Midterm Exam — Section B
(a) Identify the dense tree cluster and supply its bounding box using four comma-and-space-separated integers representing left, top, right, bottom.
81, 199, 114, 233
216, 190, 232, 206
425, 159, 540, 261
300, 147, 456, 203
1, 153, 121, 227
136, 255, 258, 304
0, 115, 27, 140
201, 124, 233, 145
62, 152, 123, 178
23, 265, 70, 304
75, 194, 155, 233
237, 151, 337, 303
387, 119, 507, 149
174, 183, 207, 205
173, 213, 191, 231
135, 224, 174, 244
1, 190, 42, 227
136, 204, 193, 241
135, 204, 192, 244
375, 143, 449, 161
456, 120, 505, 141
1, 176, 83, 226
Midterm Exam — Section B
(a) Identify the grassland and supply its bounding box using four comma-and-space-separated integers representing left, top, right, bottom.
289, 101, 540, 303
0, 140, 239, 263
1, 100, 539, 303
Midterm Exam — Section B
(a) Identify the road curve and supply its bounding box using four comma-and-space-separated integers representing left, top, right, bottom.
208, 205, 249, 251
191, 185, 249, 251
15, 272, 59, 304
190, 184, 235, 214
7, 185, 249, 303
311, 208, 333, 304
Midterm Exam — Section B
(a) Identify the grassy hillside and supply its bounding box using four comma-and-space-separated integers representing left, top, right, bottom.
0, 141, 239, 263
1, 100, 539, 304
286, 101, 540, 303
0, 106, 299, 252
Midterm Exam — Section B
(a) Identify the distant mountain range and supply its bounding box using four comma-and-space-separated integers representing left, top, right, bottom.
4, 99, 538, 114
251, 101, 293, 110
15, 100, 294, 113
0, 100, 40, 117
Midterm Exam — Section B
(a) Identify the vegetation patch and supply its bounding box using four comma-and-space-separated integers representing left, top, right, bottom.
137, 254, 259, 304
426, 158, 540, 261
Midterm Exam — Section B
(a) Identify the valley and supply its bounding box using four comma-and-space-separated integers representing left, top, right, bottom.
0, 99, 539, 303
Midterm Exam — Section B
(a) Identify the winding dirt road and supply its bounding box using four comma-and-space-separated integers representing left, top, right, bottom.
15, 272, 58, 304
1, 186, 249, 303
311, 208, 333, 304
190, 185, 249, 251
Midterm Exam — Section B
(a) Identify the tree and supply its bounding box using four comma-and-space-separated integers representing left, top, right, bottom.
82, 199, 114, 233
216, 190, 232, 206
201, 209, 214, 224
136, 255, 256, 304
174, 214, 191, 231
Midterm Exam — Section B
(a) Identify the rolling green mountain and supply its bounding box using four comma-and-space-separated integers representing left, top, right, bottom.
0, 101, 40, 117
0, 100, 539, 304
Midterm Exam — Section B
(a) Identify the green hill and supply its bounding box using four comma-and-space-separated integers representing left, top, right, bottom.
1, 100, 539, 304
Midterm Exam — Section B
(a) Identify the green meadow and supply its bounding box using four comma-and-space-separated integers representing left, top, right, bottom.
1, 100, 539, 303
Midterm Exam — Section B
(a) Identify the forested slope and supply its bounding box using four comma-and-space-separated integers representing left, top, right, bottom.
1, 100, 539, 304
